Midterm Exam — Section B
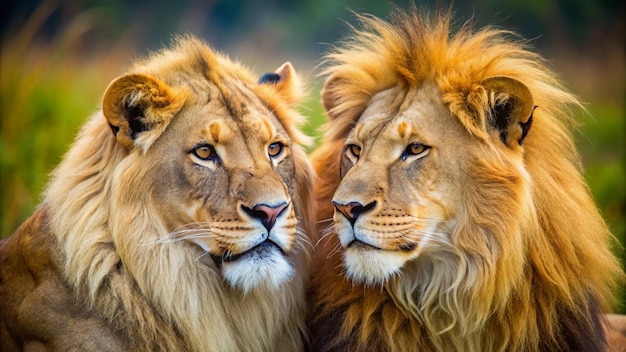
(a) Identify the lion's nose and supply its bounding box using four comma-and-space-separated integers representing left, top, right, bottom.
242, 203, 288, 231
333, 201, 376, 226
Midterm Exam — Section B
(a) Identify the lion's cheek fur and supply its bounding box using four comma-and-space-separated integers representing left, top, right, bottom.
456, 156, 529, 299
381, 158, 529, 337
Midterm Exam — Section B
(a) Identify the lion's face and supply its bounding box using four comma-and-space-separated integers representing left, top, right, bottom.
102, 58, 309, 293
151, 87, 298, 292
332, 81, 532, 285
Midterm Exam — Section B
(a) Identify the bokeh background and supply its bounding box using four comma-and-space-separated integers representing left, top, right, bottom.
1, 0, 624, 310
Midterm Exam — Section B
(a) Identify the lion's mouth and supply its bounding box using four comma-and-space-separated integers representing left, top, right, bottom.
347, 239, 417, 252
210, 240, 284, 266
347, 239, 381, 250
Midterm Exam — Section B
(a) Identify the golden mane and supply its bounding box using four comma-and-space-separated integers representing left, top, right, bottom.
0, 36, 315, 351
308, 8, 623, 351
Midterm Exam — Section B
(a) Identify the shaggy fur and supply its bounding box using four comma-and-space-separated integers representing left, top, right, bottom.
307, 8, 624, 352
0, 36, 315, 352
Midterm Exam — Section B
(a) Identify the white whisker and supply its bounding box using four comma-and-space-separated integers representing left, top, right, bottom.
195, 250, 210, 262
147, 222, 215, 246
296, 226, 313, 249
314, 223, 336, 249
316, 217, 334, 225
293, 226, 313, 259
326, 241, 344, 259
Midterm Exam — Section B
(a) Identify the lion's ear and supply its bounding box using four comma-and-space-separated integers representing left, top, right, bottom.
258, 62, 301, 106
480, 76, 536, 147
102, 73, 185, 151
321, 74, 341, 120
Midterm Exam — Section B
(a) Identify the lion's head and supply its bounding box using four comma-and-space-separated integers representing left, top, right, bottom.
100, 61, 308, 294
329, 78, 537, 286
39, 36, 315, 351
308, 9, 623, 352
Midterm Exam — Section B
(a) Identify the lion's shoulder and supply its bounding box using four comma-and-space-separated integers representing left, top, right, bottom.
1, 207, 57, 282
0, 207, 128, 351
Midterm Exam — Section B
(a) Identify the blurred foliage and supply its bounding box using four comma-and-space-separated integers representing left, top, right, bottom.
1, 1, 624, 310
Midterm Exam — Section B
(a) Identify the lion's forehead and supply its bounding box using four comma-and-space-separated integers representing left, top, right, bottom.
202, 114, 276, 143
353, 113, 428, 159
180, 93, 282, 147
354, 85, 455, 150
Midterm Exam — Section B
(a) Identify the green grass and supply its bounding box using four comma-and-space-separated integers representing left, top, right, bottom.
300, 85, 327, 151
577, 104, 625, 241
0, 30, 124, 237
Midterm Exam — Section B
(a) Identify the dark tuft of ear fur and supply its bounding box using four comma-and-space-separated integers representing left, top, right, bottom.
102, 73, 185, 151
258, 62, 302, 106
480, 76, 535, 147
258, 73, 281, 85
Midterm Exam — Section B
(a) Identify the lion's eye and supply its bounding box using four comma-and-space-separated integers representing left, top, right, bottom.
191, 144, 217, 161
408, 143, 427, 155
268, 142, 284, 158
348, 144, 361, 158
344, 144, 361, 164
401, 143, 430, 161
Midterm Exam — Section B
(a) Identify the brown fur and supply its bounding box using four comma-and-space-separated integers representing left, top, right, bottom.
0, 36, 315, 352
307, 8, 624, 352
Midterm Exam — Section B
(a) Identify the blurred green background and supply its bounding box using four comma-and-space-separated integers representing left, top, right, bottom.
1, 1, 624, 310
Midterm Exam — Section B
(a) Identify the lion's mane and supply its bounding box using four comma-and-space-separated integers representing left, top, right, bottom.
307, 8, 623, 352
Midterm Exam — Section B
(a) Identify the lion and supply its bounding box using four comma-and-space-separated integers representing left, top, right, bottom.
306, 8, 625, 352
0, 35, 316, 352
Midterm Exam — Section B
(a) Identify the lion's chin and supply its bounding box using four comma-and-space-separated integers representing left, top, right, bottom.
218, 242, 295, 293
343, 245, 408, 286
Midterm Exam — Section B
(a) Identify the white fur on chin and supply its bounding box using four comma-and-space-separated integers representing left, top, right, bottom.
221, 246, 295, 293
343, 247, 406, 286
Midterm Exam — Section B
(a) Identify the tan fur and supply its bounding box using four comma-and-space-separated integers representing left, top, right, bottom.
0, 35, 315, 352
307, 8, 624, 352
606, 315, 626, 352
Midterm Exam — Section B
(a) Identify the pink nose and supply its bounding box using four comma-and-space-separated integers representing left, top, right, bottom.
242, 203, 288, 231
333, 201, 377, 226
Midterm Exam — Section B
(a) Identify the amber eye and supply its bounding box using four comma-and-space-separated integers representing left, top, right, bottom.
408, 143, 427, 155
348, 144, 361, 158
401, 143, 430, 161
268, 142, 284, 158
191, 144, 217, 161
